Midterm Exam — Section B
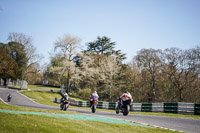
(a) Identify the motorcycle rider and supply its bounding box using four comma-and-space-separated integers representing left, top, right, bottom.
7, 94, 12, 102
89, 91, 99, 107
118, 90, 132, 108
60, 90, 69, 102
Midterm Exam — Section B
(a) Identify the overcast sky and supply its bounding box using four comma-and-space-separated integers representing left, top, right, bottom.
0, 0, 200, 64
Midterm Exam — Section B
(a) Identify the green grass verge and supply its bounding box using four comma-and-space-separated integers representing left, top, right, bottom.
20, 91, 60, 107
0, 112, 178, 133
0, 101, 178, 133
28, 85, 60, 90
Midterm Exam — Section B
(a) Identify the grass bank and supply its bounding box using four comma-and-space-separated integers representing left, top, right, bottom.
20, 91, 60, 107
0, 101, 177, 133
0, 112, 177, 133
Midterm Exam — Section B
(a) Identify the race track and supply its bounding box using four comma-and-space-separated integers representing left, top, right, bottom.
0, 87, 200, 133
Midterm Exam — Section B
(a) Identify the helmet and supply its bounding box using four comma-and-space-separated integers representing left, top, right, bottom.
124, 90, 128, 93
93, 91, 97, 94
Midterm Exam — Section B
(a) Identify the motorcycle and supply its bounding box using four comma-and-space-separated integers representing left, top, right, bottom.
7, 94, 12, 102
60, 98, 70, 111
116, 96, 132, 116
90, 97, 98, 113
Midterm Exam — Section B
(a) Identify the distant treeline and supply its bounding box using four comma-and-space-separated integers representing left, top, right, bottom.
1, 33, 199, 102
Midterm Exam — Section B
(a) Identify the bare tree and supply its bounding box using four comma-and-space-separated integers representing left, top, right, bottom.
54, 34, 81, 61
136, 48, 163, 102
163, 47, 200, 102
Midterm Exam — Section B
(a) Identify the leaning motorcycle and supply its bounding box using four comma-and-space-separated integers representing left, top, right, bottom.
91, 97, 98, 113
7, 94, 12, 102
116, 96, 132, 116
60, 98, 70, 111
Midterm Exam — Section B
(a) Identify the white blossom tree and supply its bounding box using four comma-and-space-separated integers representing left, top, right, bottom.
97, 55, 122, 101
50, 34, 81, 93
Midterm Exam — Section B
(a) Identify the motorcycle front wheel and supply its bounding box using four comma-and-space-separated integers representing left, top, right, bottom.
60, 103, 63, 110
116, 106, 119, 114
63, 104, 67, 111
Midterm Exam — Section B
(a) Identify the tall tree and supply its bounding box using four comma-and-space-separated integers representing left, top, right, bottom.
136, 48, 163, 102
0, 48, 19, 86
85, 36, 126, 61
50, 34, 81, 93
7, 32, 43, 80
1, 42, 28, 80
97, 55, 123, 101
164, 47, 200, 102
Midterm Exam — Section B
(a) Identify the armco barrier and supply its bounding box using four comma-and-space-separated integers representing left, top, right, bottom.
97, 101, 103, 109
78, 101, 89, 107
53, 98, 200, 115
130, 103, 141, 112
194, 103, 200, 115
70, 100, 79, 106
164, 103, 178, 113
102, 102, 109, 109
178, 102, 194, 115
142, 103, 152, 112
152, 103, 164, 112
108, 102, 117, 110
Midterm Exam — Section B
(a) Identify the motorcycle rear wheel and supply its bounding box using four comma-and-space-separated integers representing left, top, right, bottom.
123, 105, 129, 116
92, 105, 96, 113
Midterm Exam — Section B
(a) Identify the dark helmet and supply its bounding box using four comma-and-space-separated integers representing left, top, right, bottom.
124, 90, 128, 93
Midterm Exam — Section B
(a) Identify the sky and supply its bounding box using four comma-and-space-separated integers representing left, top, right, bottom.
0, 0, 200, 64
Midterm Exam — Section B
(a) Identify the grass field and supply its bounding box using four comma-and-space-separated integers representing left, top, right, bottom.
0, 100, 178, 133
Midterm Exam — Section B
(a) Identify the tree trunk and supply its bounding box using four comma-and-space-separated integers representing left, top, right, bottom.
152, 76, 156, 102
66, 72, 70, 93
3, 78, 7, 87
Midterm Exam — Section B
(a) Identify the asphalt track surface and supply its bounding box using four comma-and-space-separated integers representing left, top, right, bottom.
0, 87, 200, 133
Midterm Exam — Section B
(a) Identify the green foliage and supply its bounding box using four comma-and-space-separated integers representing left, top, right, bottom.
85, 36, 126, 61
8, 42, 28, 79
0, 42, 28, 80
0, 48, 19, 80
